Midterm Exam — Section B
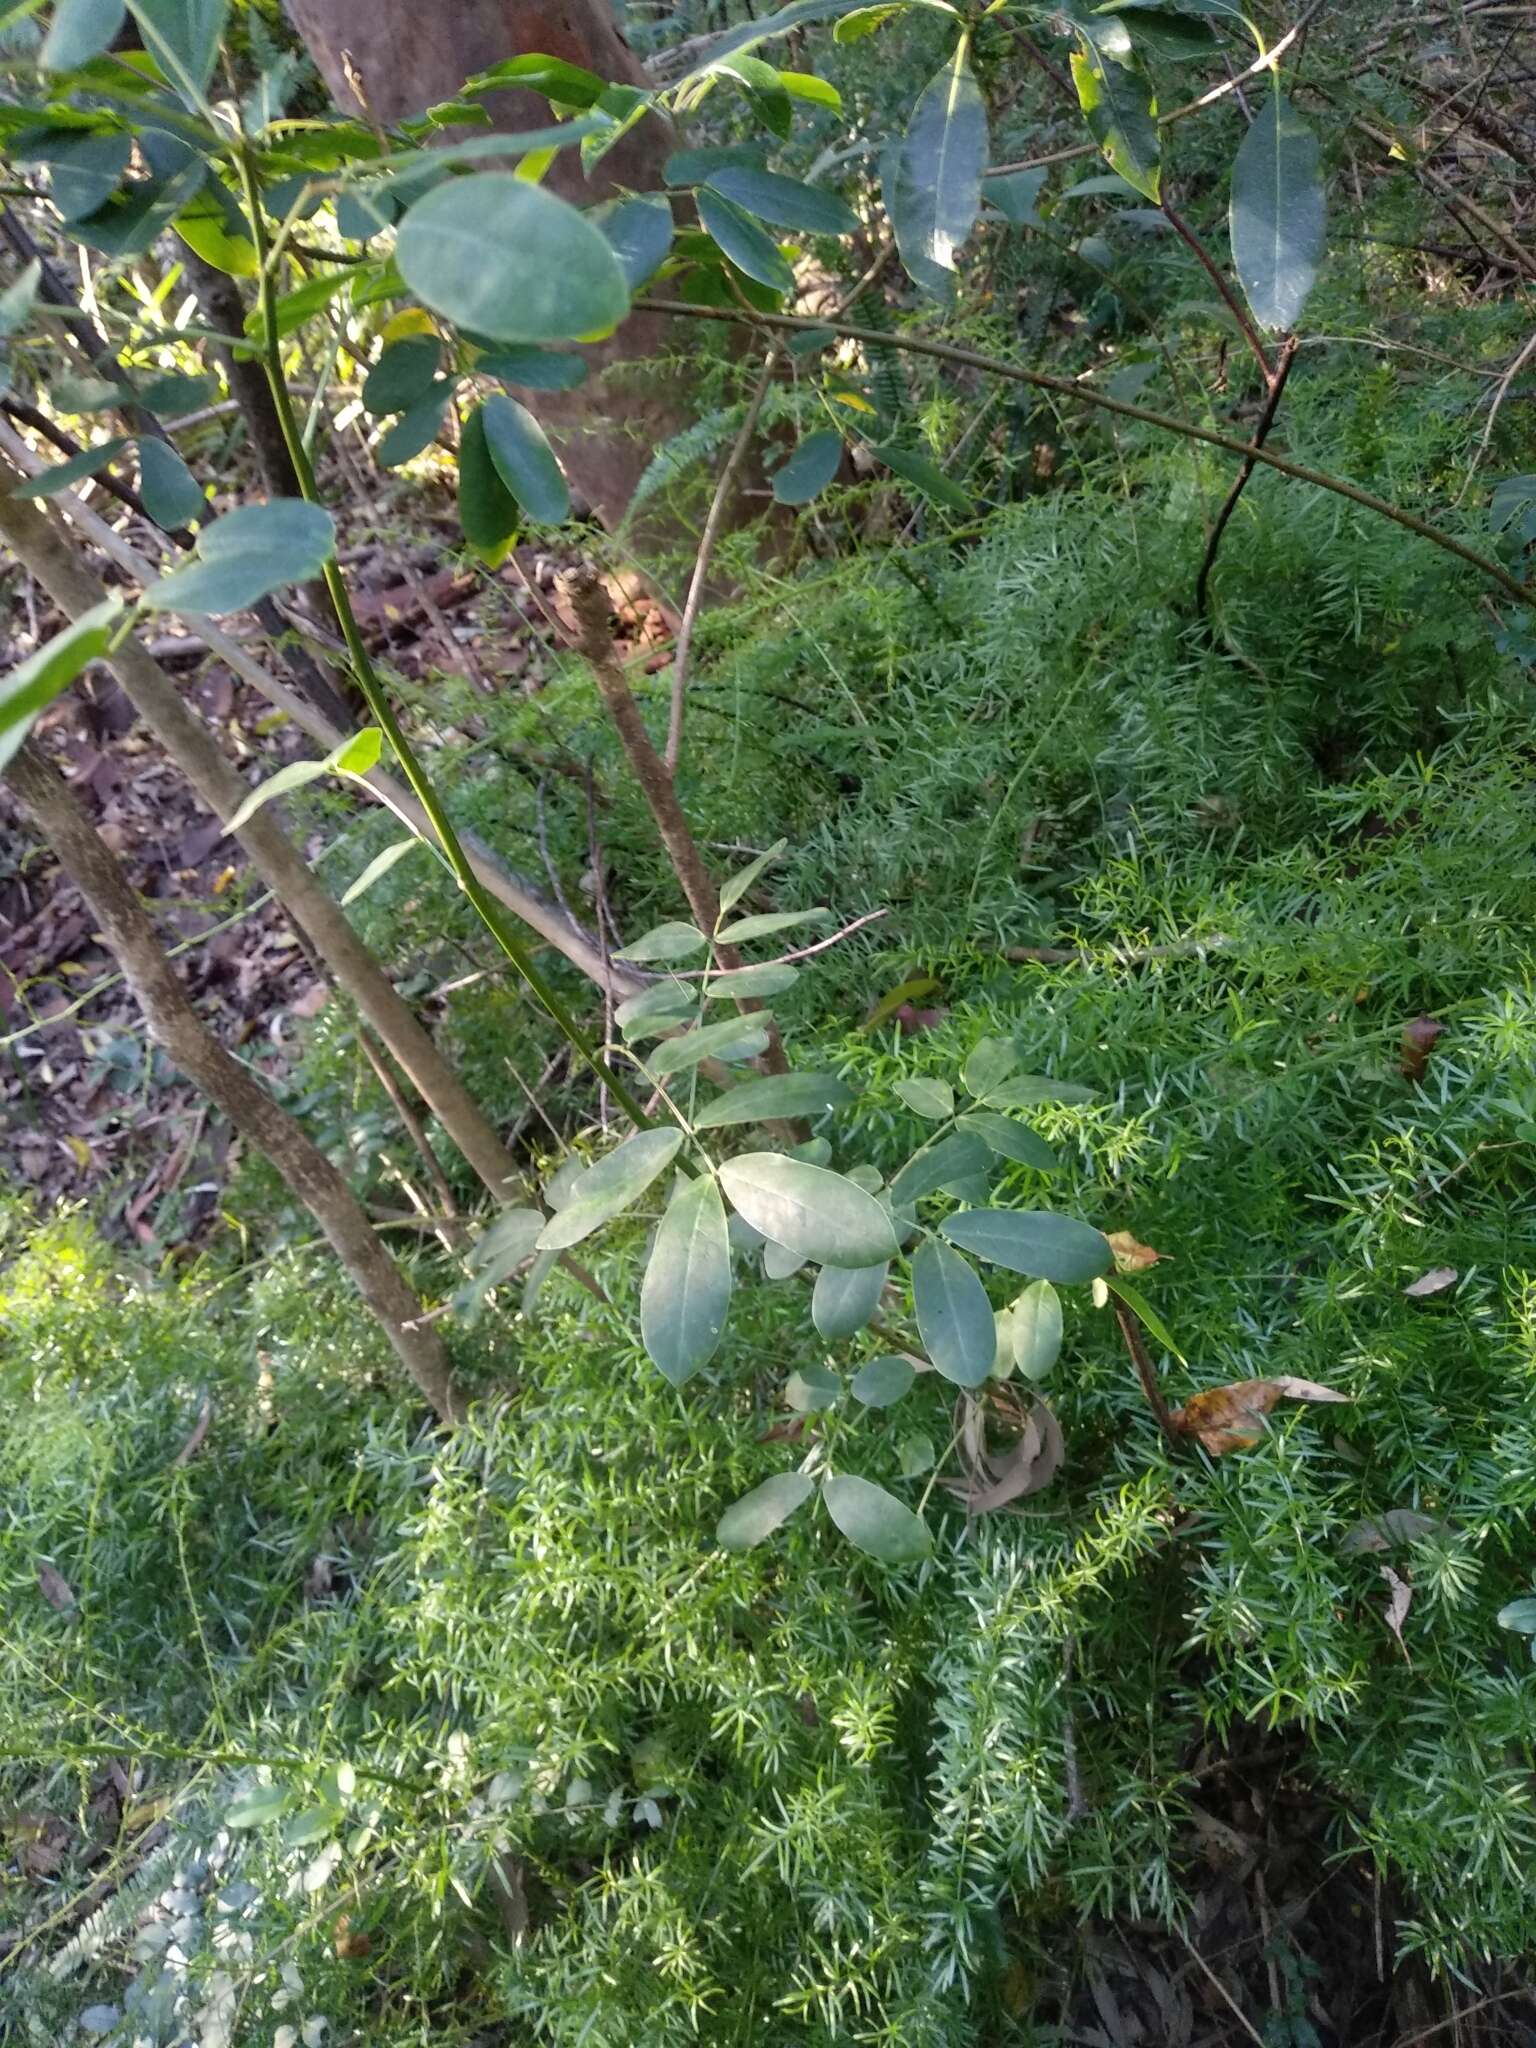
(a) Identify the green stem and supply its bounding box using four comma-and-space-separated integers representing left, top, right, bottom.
234, 147, 651, 1130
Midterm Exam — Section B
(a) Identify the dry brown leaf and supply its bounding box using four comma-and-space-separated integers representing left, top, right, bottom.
333, 1913, 372, 1959
1404, 1266, 1457, 1298
1341, 1508, 1446, 1555
1171, 1376, 1348, 1455
1400, 1015, 1446, 1082
943, 1386, 1065, 1512
1105, 1231, 1165, 1273
1381, 1565, 1412, 1661
36, 1562, 75, 1611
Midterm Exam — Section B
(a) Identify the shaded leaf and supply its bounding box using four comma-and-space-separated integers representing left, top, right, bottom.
226, 1784, 286, 1828
694, 1072, 854, 1129
1496, 1597, 1536, 1634
851, 1354, 915, 1407
615, 920, 708, 964
341, 837, 420, 906
703, 962, 799, 998
771, 428, 843, 505
362, 336, 442, 416
1171, 1375, 1348, 1455
397, 171, 628, 343
942, 1208, 1111, 1284
957, 1110, 1058, 1171
127, 0, 227, 102
888, 38, 988, 298
895, 1077, 954, 1121
812, 1259, 888, 1339
888, 1131, 991, 1215
718, 1153, 898, 1268
911, 1237, 994, 1388
705, 165, 857, 236
143, 499, 336, 615
786, 1364, 841, 1410
137, 437, 204, 528
696, 188, 795, 293
536, 1128, 685, 1251
962, 1035, 1017, 1097
476, 344, 588, 391
984, 1074, 1098, 1109
642, 1172, 731, 1385
1230, 87, 1325, 333
592, 192, 674, 289
458, 402, 520, 564
823, 1472, 931, 1562
984, 165, 1047, 226
1341, 1509, 1448, 1556
718, 836, 787, 916
616, 981, 697, 1041
377, 388, 450, 467
870, 441, 971, 513
717, 1469, 815, 1550
647, 1012, 770, 1076
41, 0, 125, 70
12, 437, 130, 498
482, 391, 570, 525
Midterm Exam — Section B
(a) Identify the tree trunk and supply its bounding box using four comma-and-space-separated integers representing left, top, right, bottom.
0, 462, 523, 1207
283, 0, 689, 531
5, 739, 463, 1423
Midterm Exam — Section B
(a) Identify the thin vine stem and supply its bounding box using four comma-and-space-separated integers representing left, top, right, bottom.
233, 146, 651, 1130
642, 298, 1533, 609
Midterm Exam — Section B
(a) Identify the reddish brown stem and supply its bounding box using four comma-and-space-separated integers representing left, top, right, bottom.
1160, 200, 1275, 382
1113, 1300, 1180, 1448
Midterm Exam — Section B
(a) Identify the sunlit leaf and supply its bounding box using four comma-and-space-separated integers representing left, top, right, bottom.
719, 1154, 898, 1268
142, 499, 335, 615
822, 1473, 931, 1562
851, 1354, 915, 1406
0, 598, 122, 775
536, 1127, 685, 1251
136, 437, 204, 528
693, 1072, 854, 1129
1069, 10, 1161, 202
1011, 1279, 1062, 1379
887, 37, 988, 299
1230, 87, 1325, 332
911, 1237, 994, 1387
812, 1259, 888, 1339
717, 1469, 814, 1550
642, 1172, 732, 1384
942, 1208, 1111, 1284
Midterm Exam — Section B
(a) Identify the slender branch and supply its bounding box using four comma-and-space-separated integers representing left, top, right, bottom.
642, 299, 1533, 608
666, 349, 778, 775
1160, 201, 1274, 381
1456, 326, 1536, 505
1113, 1300, 1180, 1448
1195, 334, 1300, 618
669, 906, 890, 976
235, 146, 652, 1131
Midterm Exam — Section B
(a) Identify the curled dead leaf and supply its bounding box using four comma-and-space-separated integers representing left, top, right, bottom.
943, 1384, 1065, 1513
36, 1562, 76, 1611
333, 1913, 372, 1959
1105, 1231, 1164, 1273
1341, 1508, 1446, 1555
1381, 1565, 1412, 1661
1400, 1015, 1445, 1083
1171, 1376, 1348, 1456
1404, 1266, 1457, 1299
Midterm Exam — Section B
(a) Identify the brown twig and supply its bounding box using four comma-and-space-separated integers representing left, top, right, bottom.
1196, 334, 1300, 619
642, 298, 1532, 607
1113, 1299, 1180, 1447
1005, 931, 1232, 967
1161, 201, 1275, 381
665, 349, 779, 776
669, 906, 890, 976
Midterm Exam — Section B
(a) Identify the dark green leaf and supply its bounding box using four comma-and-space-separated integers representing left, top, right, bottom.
139, 370, 216, 416
984, 165, 1048, 225
397, 172, 629, 344
665, 143, 770, 186
763, 1236, 805, 1281
647, 1013, 771, 1076
771, 428, 843, 505
1070, 12, 1161, 201
705, 166, 857, 236
475, 344, 588, 392
12, 438, 129, 498
0, 598, 122, 774
592, 193, 674, 290
481, 391, 571, 525
822, 1473, 931, 1562
693, 1072, 854, 1129
68, 165, 203, 257
942, 1209, 1112, 1284
851, 1354, 915, 1406
614, 921, 708, 964
1104, 1273, 1186, 1362
957, 1110, 1058, 1172
984, 1074, 1098, 1109
718, 836, 787, 915
962, 1035, 1017, 1097
242, 267, 355, 345
0, 259, 40, 337
696, 189, 795, 294
911, 1237, 994, 1387
362, 337, 442, 416
1230, 87, 1325, 333
458, 403, 520, 564
19, 130, 131, 219
715, 906, 830, 944
812, 1259, 888, 1339
376, 387, 449, 468
717, 1469, 814, 1550
536, 1127, 685, 1251
127, 0, 227, 103
1106, 5, 1217, 57
136, 437, 204, 528
895, 1077, 954, 1121
887, 1131, 991, 1214
1011, 1279, 1063, 1378
888, 38, 988, 299
870, 441, 972, 513
143, 499, 335, 616
719, 1154, 899, 1268
642, 1172, 732, 1384
41, 0, 124, 69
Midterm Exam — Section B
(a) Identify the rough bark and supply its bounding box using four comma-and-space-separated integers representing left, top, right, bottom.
0, 463, 523, 1206
283, 0, 690, 530
5, 739, 462, 1423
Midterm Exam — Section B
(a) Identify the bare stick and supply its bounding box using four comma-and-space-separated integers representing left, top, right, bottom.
1195, 334, 1300, 619
1456, 326, 1536, 505
1161, 201, 1274, 381
666, 349, 778, 776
